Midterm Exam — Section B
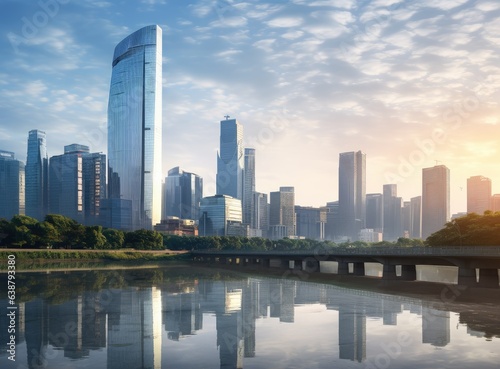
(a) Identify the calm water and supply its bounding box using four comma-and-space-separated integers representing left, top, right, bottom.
1, 265, 500, 369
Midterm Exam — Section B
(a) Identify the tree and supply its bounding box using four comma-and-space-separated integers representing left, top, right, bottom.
124, 229, 163, 250
103, 228, 125, 249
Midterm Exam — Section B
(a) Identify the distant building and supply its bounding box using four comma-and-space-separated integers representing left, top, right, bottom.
253, 192, 269, 238
0, 150, 25, 219
199, 195, 242, 236
216, 117, 244, 201
154, 217, 198, 236
467, 175, 491, 214
365, 193, 383, 233
410, 196, 422, 239
358, 229, 382, 243
295, 206, 327, 240
268, 225, 288, 240
25, 129, 48, 221
492, 194, 500, 212
402, 201, 411, 237
243, 148, 255, 227
422, 165, 450, 239
338, 151, 366, 241
383, 184, 402, 241
270, 187, 295, 238
99, 198, 132, 231
451, 212, 467, 220
325, 201, 339, 241
163, 167, 202, 221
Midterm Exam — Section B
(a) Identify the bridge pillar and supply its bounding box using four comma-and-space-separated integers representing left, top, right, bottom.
293, 260, 303, 270
478, 269, 499, 288
304, 259, 320, 273
337, 261, 349, 275
353, 262, 365, 276
280, 259, 290, 269
400, 265, 417, 281
382, 263, 397, 280
458, 267, 476, 287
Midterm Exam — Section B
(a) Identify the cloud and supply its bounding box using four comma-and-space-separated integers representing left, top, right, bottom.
266, 17, 303, 28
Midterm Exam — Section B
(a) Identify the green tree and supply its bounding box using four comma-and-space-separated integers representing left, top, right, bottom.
124, 229, 163, 250
103, 228, 125, 249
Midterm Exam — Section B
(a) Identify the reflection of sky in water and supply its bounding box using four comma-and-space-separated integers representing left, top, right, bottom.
1, 268, 500, 369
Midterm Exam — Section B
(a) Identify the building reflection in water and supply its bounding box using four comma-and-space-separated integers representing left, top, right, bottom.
4, 271, 499, 369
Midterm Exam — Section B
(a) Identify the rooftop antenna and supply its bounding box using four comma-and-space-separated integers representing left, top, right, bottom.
224, 115, 230, 120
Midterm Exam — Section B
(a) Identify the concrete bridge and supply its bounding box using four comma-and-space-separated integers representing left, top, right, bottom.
191, 246, 500, 288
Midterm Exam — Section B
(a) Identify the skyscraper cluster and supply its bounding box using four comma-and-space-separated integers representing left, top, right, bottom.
1, 25, 498, 241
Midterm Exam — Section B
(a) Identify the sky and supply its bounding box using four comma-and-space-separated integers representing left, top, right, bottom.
1, 0, 499, 215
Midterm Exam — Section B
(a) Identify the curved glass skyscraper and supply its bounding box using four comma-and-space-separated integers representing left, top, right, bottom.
107, 25, 163, 230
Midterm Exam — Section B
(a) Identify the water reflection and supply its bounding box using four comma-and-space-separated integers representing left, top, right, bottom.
1, 267, 499, 369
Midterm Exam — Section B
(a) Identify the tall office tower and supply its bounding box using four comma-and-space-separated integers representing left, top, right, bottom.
383, 184, 402, 241
422, 165, 450, 239
49, 145, 87, 223
295, 206, 327, 240
365, 193, 383, 233
0, 150, 25, 219
410, 196, 422, 239
82, 152, 106, 225
25, 129, 48, 221
325, 201, 339, 241
107, 25, 163, 230
198, 195, 242, 236
492, 194, 500, 212
253, 192, 269, 238
402, 201, 411, 237
338, 151, 366, 240
216, 117, 244, 200
467, 175, 492, 214
163, 167, 203, 221
269, 186, 295, 238
243, 148, 255, 226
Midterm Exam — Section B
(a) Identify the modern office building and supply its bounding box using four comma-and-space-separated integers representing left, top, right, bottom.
49, 145, 105, 224
410, 196, 422, 239
422, 165, 450, 239
216, 117, 244, 201
492, 194, 500, 212
402, 201, 411, 238
25, 129, 48, 221
107, 25, 163, 230
338, 151, 366, 240
243, 148, 255, 227
295, 206, 327, 240
0, 150, 25, 219
198, 195, 242, 236
163, 167, 203, 221
365, 193, 383, 233
467, 175, 492, 214
253, 192, 269, 238
269, 187, 295, 238
383, 184, 402, 241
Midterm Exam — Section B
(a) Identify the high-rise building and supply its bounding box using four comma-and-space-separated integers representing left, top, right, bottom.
295, 206, 327, 240
163, 167, 203, 221
216, 117, 244, 201
49, 144, 106, 225
198, 195, 242, 236
25, 129, 48, 221
0, 150, 25, 219
269, 187, 295, 238
325, 201, 339, 241
253, 192, 269, 238
365, 193, 383, 233
402, 201, 411, 238
467, 175, 491, 215
410, 196, 422, 239
243, 148, 255, 227
107, 25, 163, 230
492, 194, 500, 212
383, 184, 403, 241
338, 151, 366, 240
422, 165, 450, 239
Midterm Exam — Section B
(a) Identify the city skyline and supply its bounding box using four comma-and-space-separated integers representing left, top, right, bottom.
1, 1, 500, 215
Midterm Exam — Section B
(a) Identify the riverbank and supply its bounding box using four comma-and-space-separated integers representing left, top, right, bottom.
0, 248, 190, 270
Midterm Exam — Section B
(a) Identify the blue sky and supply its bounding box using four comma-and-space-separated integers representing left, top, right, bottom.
1, 0, 500, 214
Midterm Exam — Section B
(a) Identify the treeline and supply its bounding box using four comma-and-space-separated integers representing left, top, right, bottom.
163, 234, 424, 251
0, 214, 163, 250
426, 211, 500, 246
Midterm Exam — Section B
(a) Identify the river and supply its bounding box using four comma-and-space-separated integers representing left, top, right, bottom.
1, 264, 499, 369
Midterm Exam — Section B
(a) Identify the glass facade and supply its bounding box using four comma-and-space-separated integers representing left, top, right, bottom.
243, 148, 255, 227
163, 167, 203, 221
422, 165, 450, 239
269, 187, 295, 238
217, 118, 244, 200
107, 25, 162, 230
25, 129, 48, 221
0, 150, 25, 219
199, 195, 242, 236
